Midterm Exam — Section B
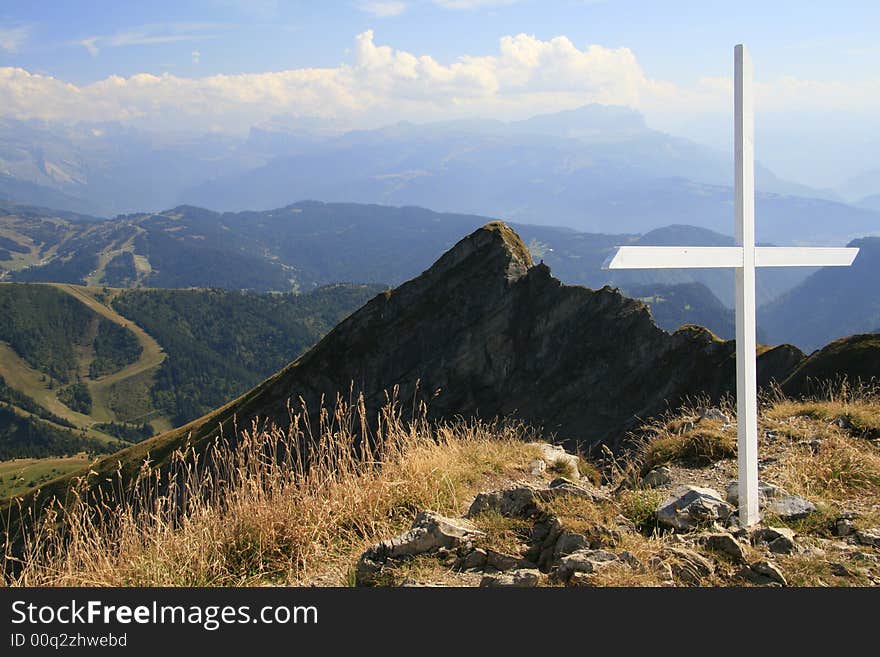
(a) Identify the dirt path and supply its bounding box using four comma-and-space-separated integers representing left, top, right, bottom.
52, 284, 167, 424
0, 283, 168, 429
0, 342, 96, 428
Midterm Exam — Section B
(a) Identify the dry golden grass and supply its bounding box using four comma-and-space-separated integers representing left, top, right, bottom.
630, 400, 737, 477
3, 395, 538, 586
766, 379, 880, 438
777, 551, 875, 587
4, 383, 879, 588
761, 382, 880, 533
772, 433, 880, 501
469, 511, 532, 556
642, 422, 735, 472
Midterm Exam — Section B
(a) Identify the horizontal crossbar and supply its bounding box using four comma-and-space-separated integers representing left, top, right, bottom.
603, 246, 741, 269
754, 247, 859, 267
603, 246, 859, 270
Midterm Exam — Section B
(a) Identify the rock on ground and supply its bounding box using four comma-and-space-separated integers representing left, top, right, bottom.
752, 527, 798, 555
480, 569, 543, 587
856, 529, 880, 547
356, 511, 484, 585
766, 495, 817, 521
701, 532, 746, 563
527, 443, 581, 478
725, 480, 787, 506
746, 560, 787, 586
641, 466, 673, 488
656, 485, 734, 531
664, 547, 715, 586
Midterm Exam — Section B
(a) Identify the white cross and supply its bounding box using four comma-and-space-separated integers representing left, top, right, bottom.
603, 44, 859, 527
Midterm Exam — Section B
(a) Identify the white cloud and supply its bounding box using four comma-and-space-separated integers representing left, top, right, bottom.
77, 23, 221, 56
0, 24, 29, 53
80, 37, 100, 57
357, 1, 408, 16
1, 30, 878, 134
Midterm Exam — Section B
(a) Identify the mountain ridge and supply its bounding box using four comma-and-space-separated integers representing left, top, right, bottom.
1, 201, 810, 308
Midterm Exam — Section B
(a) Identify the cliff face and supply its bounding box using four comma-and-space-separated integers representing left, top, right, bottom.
159, 222, 795, 456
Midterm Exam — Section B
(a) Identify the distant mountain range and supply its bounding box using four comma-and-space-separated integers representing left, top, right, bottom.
3, 199, 877, 352
2, 106, 878, 244
858, 193, 880, 212
760, 236, 880, 352
0, 200, 810, 309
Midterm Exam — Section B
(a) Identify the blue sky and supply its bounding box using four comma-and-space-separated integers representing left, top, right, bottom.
1, 1, 879, 186
3, 1, 878, 84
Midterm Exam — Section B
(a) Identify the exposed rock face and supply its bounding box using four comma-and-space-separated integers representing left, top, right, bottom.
137, 222, 805, 460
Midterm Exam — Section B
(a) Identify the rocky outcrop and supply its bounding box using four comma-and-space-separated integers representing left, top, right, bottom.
16, 220, 867, 514
355, 457, 628, 586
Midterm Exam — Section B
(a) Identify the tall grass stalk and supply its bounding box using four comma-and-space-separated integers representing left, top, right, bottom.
3, 390, 534, 586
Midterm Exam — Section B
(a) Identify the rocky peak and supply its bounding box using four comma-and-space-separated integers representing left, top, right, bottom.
383, 221, 534, 313
424, 221, 533, 285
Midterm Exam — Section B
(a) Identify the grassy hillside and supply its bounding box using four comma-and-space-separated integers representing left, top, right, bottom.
0, 284, 141, 384
0, 282, 382, 465
0, 455, 92, 500
6, 386, 878, 587
111, 284, 385, 425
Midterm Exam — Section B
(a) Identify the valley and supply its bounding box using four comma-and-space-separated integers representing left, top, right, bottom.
0, 281, 383, 475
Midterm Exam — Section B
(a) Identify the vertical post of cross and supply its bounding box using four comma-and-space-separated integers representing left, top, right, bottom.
735, 44, 760, 527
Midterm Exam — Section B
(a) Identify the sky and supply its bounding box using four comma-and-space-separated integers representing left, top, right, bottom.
1, 0, 879, 188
